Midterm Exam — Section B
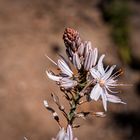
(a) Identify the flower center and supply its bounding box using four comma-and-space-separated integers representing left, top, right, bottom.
99, 79, 105, 87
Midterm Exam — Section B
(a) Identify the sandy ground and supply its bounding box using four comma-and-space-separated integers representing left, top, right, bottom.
0, 0, 140, 140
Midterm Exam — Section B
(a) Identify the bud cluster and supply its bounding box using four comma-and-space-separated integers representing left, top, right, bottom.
45, 28, 126, 139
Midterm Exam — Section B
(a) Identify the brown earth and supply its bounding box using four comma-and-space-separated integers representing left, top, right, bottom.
0, 0, 140, 140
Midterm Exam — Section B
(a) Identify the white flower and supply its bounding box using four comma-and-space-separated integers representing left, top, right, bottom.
52, 125, 78, 140
89, 54, 126, 111
46, 57, 77, 89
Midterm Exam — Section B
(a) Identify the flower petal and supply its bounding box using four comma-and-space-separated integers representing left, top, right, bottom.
90, 84, 101, 101
46, 71, 62, 81
97, 54, 105, 75
90, 68, 101, 79
106, 93, 126, 104
58, 59, 73, 77
101, 88, 107, 111
102, 65, 116, 80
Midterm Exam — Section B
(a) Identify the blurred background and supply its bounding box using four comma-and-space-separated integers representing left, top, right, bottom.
0, 0, 140, 140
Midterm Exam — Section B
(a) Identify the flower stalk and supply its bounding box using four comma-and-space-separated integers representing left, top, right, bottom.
68, 92, 81, 125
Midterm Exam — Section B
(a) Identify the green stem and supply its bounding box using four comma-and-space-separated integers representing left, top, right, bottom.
68, 93, 80, 125
67, 80, 93, 125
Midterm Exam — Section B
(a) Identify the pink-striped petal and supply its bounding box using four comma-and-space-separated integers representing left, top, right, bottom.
58, 59, 73, 77
90, 68, 101, 79
97, 54, 105, 75
46, 71, 62, 82
101, 89, 107, 111
106, 93, 126, 104
90, 84, 101, 100
102, 65, 116, 80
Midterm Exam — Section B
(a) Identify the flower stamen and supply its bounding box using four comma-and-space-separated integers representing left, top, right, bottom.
99, 79, 105, 87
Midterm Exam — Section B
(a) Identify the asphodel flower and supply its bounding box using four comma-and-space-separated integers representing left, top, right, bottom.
52, 125, 78, 140
46, 57, 77, 89
89, 54, 126, 111
44, 28, 127, 140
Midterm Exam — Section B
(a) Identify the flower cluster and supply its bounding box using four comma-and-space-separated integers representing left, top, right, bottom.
46, 28, 125, 111
45, 28, 126, 139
